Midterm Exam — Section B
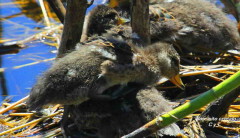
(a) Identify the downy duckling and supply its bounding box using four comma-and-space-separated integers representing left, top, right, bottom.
85, 5, 125, 37
151, 0, 240, 52
70, 86, 181, 137
94, 1, 240, 53
27, 37, 183, 111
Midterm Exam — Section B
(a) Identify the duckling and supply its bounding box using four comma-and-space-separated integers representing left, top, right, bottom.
70, 86, 181, 137
27, 36, 183, 111
97, 1, 240, 53
153, 0, 240, 52
85, 5, 125, 37
27, 37, 183, 136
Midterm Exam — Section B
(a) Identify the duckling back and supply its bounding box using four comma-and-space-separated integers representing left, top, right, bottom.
70, 87, 181, 137
27, 46, 106, 110
158, 0, 240, 52
108, 0, 240, 52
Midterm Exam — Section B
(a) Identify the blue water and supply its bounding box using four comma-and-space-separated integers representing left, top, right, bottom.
0, 0, 104, 102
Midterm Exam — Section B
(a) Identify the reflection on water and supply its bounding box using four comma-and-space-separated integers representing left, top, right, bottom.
0, 0, 7, 101
0, 0, 58, 102
0, 58, 7, 102
0, 0, 104, 102
7, 0, 43, 22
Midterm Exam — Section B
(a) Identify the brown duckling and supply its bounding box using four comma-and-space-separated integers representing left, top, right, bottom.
27, 36, 183, 136
94, 1, 240, 53
70, 86, 181, 137
153, 0, 240, 52
27, 36, 183, 111
84, 5, 125, 37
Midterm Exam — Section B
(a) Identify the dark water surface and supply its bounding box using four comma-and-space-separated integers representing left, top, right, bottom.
0, 0, 103, 102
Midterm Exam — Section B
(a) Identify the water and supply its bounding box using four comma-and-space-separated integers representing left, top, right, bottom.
0, 0, 104, 102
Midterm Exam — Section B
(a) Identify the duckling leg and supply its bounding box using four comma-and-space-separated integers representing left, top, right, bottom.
61, 105, 72, 138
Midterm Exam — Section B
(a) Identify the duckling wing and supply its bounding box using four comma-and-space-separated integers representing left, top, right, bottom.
84, 36, 134, 64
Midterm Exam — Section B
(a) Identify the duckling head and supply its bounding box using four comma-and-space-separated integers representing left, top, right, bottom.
134, 42, 184, 89
87, 5, 124, 36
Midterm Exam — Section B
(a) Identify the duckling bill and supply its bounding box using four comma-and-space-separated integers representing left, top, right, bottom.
27, 36, 183, 111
